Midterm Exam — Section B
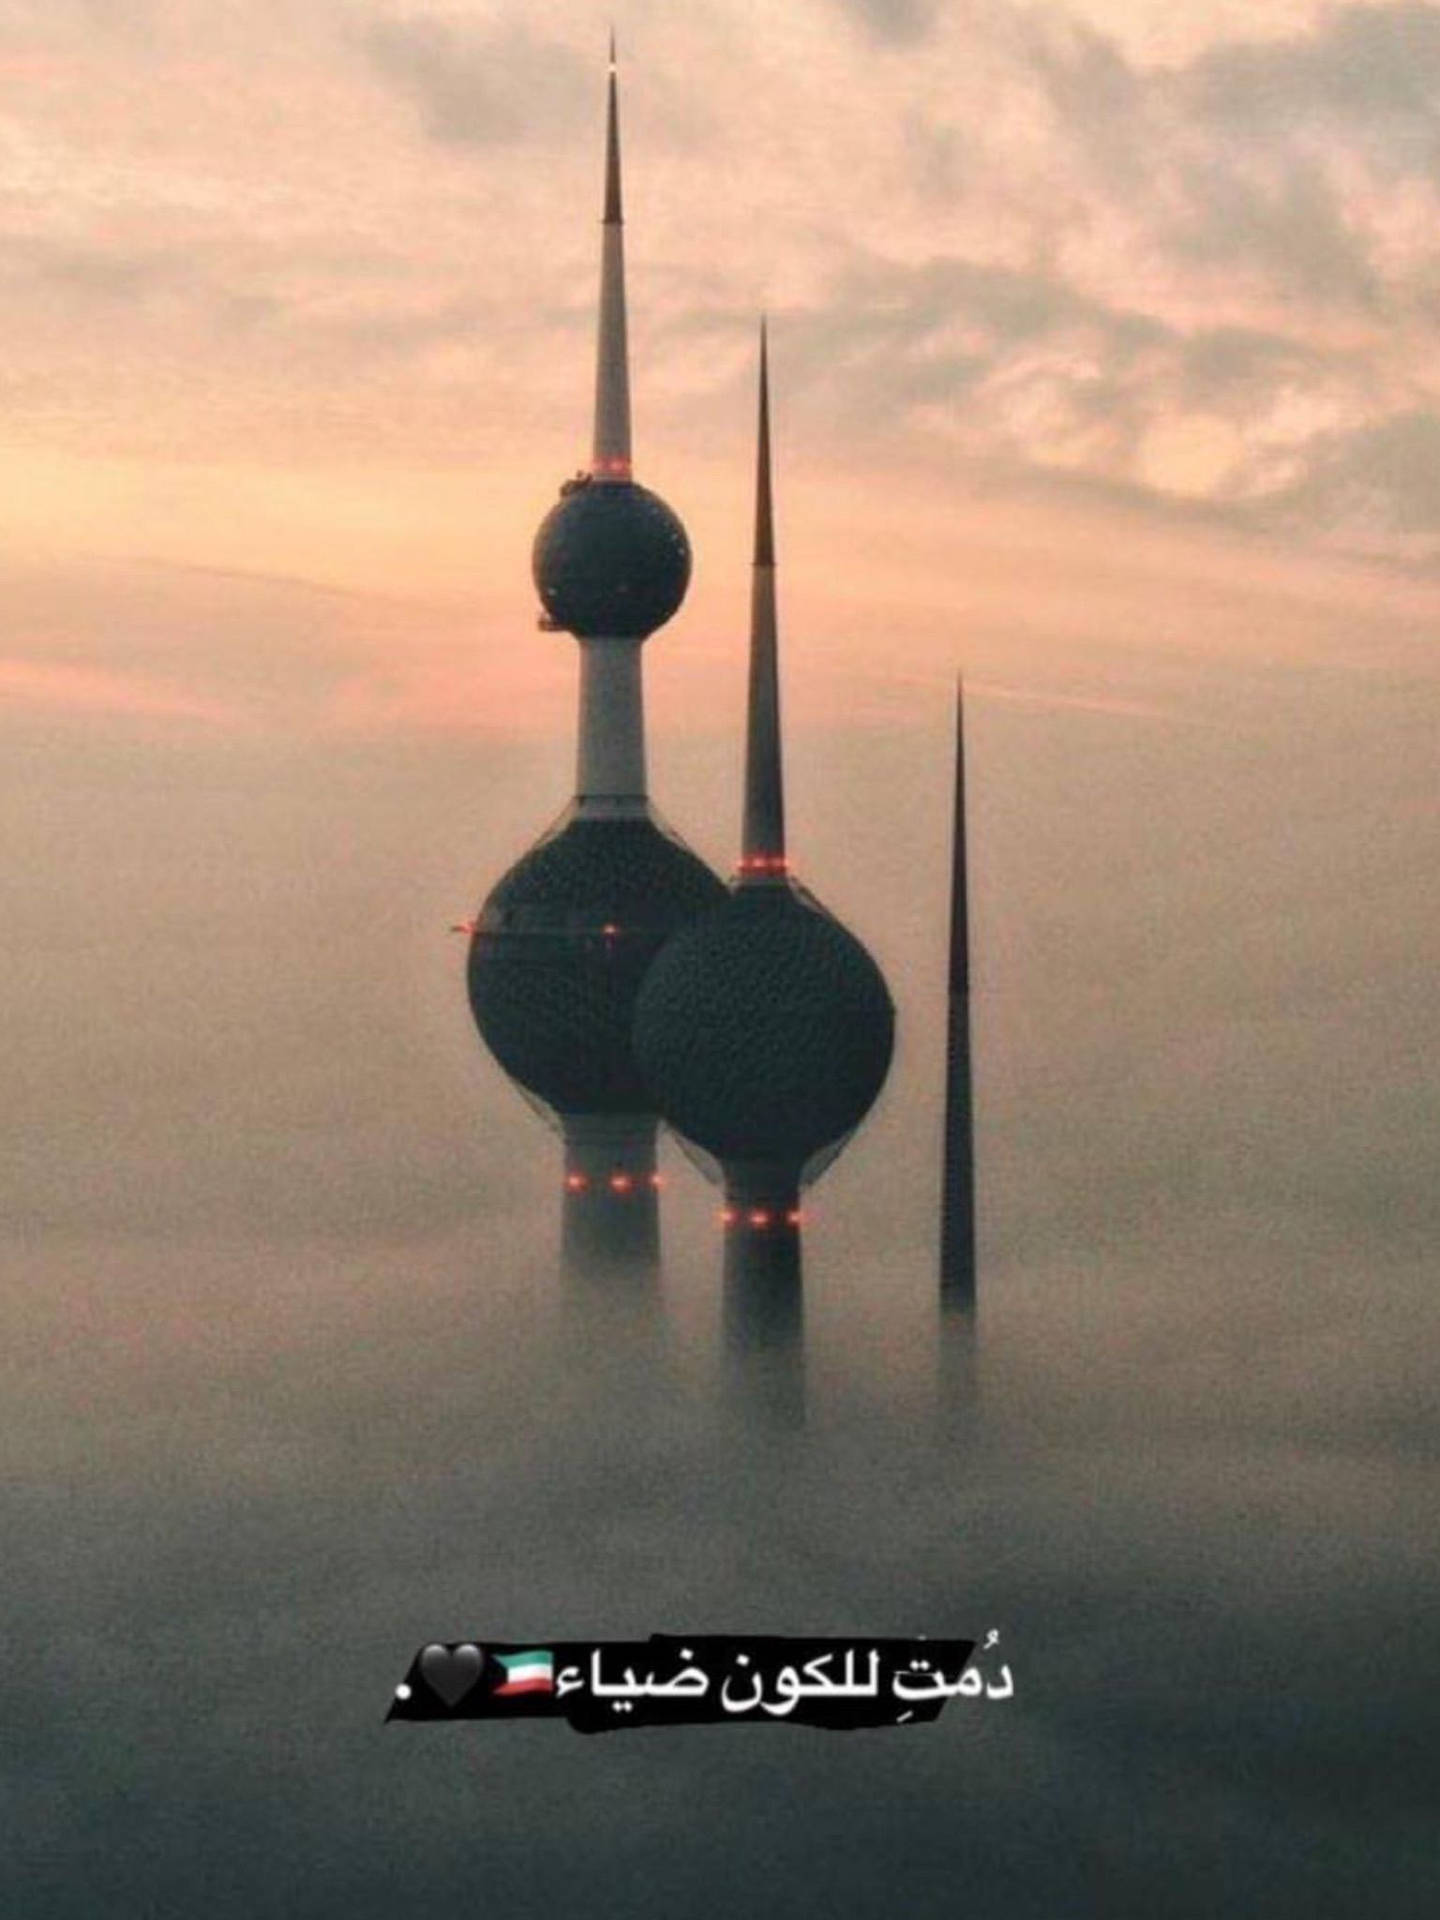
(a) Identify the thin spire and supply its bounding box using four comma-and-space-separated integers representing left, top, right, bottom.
753, 317, 774, 566
603, 36, 622, 224
948, 672, 969, 998
941, 672, 976, 1296
740, 320, 786, 882
591, 40, 632, 478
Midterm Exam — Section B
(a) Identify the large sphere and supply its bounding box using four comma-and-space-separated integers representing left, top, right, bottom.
533, 479, 690, 639
633, 886, 894, 1169
468, 814, 725, 1118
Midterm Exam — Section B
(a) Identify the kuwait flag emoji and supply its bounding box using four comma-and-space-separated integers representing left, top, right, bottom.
493, 1650, 555, 1697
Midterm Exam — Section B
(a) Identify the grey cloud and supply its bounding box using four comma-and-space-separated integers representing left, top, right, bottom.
0, 235, 191, 303
1020, 8, 1143, 159
1268, 407, 1440, 535
900, 110, 973, 202
757, 251, 1169, 465
1008, 10, 1387, 313
1187, 2, 1440, 174
0, 219, 498, 395
1020, 3, 1440, 178
1174, 327, 1329, 413
1167, 154, 1381, 310
834, 0, 940, 46
838, 4, 1440, 550
0, 232, 289, 366
726, 248, 1421, 545
363, 14, 591, 147
811, 252, 1164, 371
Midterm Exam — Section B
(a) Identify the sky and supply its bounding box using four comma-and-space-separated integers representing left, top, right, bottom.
5, 9, 1440, 1913
3, 0, 1440, 748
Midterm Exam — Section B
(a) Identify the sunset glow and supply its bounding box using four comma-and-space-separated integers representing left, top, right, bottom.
3, 0, 1437, 750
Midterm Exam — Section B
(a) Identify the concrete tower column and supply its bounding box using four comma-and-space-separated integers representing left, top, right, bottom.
576, 637, 647, 816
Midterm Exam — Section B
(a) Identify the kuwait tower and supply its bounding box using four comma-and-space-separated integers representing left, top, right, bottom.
466, 45, 725, 1272
633, 326, 895, 1308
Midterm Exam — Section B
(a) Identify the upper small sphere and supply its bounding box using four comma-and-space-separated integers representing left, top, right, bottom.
633, 885, 894, 1171
533, 478, 691, 639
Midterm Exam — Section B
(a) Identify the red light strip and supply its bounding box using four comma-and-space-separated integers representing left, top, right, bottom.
717, 1204, 807, 1231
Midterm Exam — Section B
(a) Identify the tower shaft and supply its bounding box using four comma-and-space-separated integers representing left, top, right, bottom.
562, 1113, 659, 1274
723, 1216, 804, 1430
576, 637, 647, 814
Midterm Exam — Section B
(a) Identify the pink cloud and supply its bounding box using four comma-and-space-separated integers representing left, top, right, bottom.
0, 657, 239, 725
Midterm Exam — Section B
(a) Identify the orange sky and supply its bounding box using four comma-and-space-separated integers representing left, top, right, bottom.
2, 0, 1438, 741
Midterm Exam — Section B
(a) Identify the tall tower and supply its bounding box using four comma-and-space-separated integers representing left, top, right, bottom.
633, 326, 895, 1276
466, 47, 726, 1272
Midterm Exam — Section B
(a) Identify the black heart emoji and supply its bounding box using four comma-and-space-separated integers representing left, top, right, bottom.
419, 1642, 484, 1707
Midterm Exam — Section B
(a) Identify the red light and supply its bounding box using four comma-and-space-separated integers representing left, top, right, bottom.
749, 1209, 771, 1228
786, 1208, 803, 1226
602, 923, 619, 937
720, 1207, 738, 1227
649, 1172, 664, 1189
565, 1172, 589, 1193
609, 1173, 633, 1194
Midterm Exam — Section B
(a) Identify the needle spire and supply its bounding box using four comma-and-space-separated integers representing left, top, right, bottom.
740, 320, 786, 881
592, 37, 632, 478
941, 672, 976, 1296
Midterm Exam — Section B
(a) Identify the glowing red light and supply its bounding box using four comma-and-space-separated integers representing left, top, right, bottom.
565, 1172, 589, 1193
720, 1207, 738, 1227
602, 922, 619, 937
786, 1209, 803, 1227
649, 1173, 664, 1189
749, 1209, 771, 1228
609, 1173, 633, 1194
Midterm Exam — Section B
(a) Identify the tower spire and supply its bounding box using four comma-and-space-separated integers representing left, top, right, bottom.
740, 320, 786, 882
592, 39, 632, 479
941, 672, 976, 1296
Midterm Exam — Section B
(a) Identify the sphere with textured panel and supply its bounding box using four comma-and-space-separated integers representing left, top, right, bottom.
468, 813, 726, 1119
632, 883, 894, 1170
533, 479, 691, 639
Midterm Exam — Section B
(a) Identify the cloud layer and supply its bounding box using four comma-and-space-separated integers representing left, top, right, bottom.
2, 2, 1438, 555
